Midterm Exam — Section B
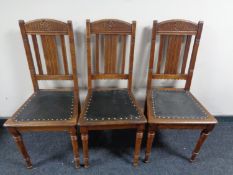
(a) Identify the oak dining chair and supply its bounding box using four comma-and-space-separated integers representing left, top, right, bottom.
144, 20, 217, 163
78, 19, 147, 168
4, 19, 80, 168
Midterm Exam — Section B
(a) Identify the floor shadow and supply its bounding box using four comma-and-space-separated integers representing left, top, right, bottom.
152, 130, 190, 161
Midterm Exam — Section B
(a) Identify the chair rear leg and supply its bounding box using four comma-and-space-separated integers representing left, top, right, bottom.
8, 127, 32, 169
69, 127, 80, 168
190, 125, 215, 162
144, 126, 155, 163
81, 128, 89, 168
133, 126, 144, 166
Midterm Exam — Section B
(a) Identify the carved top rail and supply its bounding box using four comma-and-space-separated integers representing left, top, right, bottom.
157, 20, 199, 35
90, 19, 132, 34
23, 19, 68, 35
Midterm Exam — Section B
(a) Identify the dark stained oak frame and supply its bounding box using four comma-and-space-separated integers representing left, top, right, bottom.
144, 20, 217, 163
4, 19, 80, 168
78, 19, 147, 168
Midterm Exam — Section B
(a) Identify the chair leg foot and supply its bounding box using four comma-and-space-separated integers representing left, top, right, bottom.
69, 127, 80, 168
83, 159, 89, 169
26, 158, 33, 169
190, 125, 214, 162
133, 128, 144, 166
133, 161, 138, 167
144, 129, 155, 163
8, 128, 32, 168
81, 129, 89, 168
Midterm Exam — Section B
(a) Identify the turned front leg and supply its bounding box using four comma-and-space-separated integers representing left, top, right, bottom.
144, 127, 155, 163
8, 127, 32, 169
133, 127, 144, 166
69, 127, 80, 168
81, 128, 89, 168
190, 125, 215, 162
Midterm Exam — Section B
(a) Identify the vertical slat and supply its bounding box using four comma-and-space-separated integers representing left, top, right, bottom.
60, 35, 69, 75
156, 35, 165, 74
164, 36, 175, 74
164, 35, 183, 74
104, 35, 111, 73
181, 35, 192, 74
19, 20, 39, 91
128, 21, 136, 90
104, 35, 118, 73
121, 35, 126, 74
185, 22, 203, 90
41, 35, 59, 75
95, 34, 100, 73
86, 20, 92, 89
172, 36, 183, 74
31, 35, 43, 75
110, 35, 118, 73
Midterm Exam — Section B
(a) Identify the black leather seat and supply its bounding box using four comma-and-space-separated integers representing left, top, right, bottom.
13, 91, 74, 122
83, 89, 143, 121
152, 89, 208, 119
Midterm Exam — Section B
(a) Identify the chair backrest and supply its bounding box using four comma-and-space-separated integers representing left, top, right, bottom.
19, 19, 79, 94
147, 19, 203, 91
86, 19, 136, 90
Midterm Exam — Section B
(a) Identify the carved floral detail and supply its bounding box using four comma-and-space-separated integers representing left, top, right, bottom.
108, 21, 114, 30
39, 20, 50, 31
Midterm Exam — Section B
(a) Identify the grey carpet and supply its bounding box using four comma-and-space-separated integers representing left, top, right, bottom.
0, 122, 232, 175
